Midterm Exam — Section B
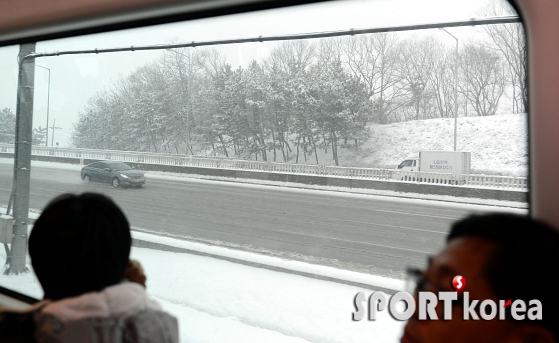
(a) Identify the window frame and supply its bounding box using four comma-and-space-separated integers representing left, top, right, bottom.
2, 0, 559, 307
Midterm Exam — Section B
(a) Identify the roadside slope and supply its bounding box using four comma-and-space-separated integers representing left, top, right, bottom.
318, 113, 527, 177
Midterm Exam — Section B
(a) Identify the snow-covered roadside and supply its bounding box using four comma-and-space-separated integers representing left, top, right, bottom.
187, 113, 528, 177
0, 237, 406, 343
0, 157, 83, 171
135, 246, 405, 343
325, 113, 529, 177
132, 230, 405, 291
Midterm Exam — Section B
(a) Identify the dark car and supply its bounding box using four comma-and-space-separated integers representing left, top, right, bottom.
81, 161, 145, 188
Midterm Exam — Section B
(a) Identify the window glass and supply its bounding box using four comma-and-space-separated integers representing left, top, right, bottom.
0, 0, 527, 341
109, 163, 132, 171
400, 160, 414, 168
89, 162, 103, 169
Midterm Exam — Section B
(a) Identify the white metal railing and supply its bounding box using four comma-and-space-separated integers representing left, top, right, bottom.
0, 143, 528, 190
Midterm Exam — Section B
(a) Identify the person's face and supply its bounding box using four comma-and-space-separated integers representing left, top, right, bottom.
401, 236, 518, 343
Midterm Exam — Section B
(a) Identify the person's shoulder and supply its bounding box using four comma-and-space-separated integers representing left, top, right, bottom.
33, 305, 179, 343
103, 281, 163, 315
40, 281, 162, 322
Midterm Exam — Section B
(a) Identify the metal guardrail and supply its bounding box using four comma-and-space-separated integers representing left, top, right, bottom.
0, 143, 528, 190
396, 171, 528, 190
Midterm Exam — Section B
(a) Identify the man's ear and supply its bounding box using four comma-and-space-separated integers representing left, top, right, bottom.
515, 324, 556, 343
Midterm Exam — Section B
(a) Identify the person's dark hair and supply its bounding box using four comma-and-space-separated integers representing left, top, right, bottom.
448, 213, 559, 338
29, 193, 131, 300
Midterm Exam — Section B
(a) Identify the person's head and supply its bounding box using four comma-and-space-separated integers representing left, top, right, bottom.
29, 192, 131, 300
402, 213, 559, 343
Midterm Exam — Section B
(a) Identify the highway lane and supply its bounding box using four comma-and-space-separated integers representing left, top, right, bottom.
0, 162, 521, 277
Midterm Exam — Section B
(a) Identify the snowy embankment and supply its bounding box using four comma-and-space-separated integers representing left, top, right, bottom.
313, 113, 528, 177
0, 231, 405, 343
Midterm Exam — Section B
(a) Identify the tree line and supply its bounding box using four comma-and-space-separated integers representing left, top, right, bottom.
71, 18, 524, 165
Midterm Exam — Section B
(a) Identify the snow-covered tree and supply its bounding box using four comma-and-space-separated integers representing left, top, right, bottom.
480, 1, 526, 113
397, 35, 443, 121
0, 108, 15, 143
32, 126, 47, 146
342, 33, 404, 123
460, 43, 506, 117
71, 33, 521, 163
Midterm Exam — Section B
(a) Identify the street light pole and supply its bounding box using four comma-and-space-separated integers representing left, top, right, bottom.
440, 28, 459, 151
36, 65, 50, 146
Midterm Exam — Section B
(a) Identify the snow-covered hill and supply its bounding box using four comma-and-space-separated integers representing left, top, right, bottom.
309, 113, 528, 177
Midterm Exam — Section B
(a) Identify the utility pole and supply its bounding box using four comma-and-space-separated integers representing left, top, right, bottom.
36, 65, 50, 146
187, 49, 192, 155
440, 28, 459, 151
50, 118, 62, 147
8, 43, 36, 274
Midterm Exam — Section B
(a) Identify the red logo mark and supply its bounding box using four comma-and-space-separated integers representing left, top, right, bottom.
503, 299, 512, 308
452, 275, 466, 291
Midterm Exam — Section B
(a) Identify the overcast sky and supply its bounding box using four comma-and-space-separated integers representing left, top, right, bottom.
0, 0, 510, 147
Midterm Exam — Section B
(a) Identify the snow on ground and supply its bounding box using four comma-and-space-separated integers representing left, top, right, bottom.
131, 231, 406, 291
135, 247, 405, 343
0, 235, 405, 343
297, 113, 528, 177
364, 113, 528, 176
